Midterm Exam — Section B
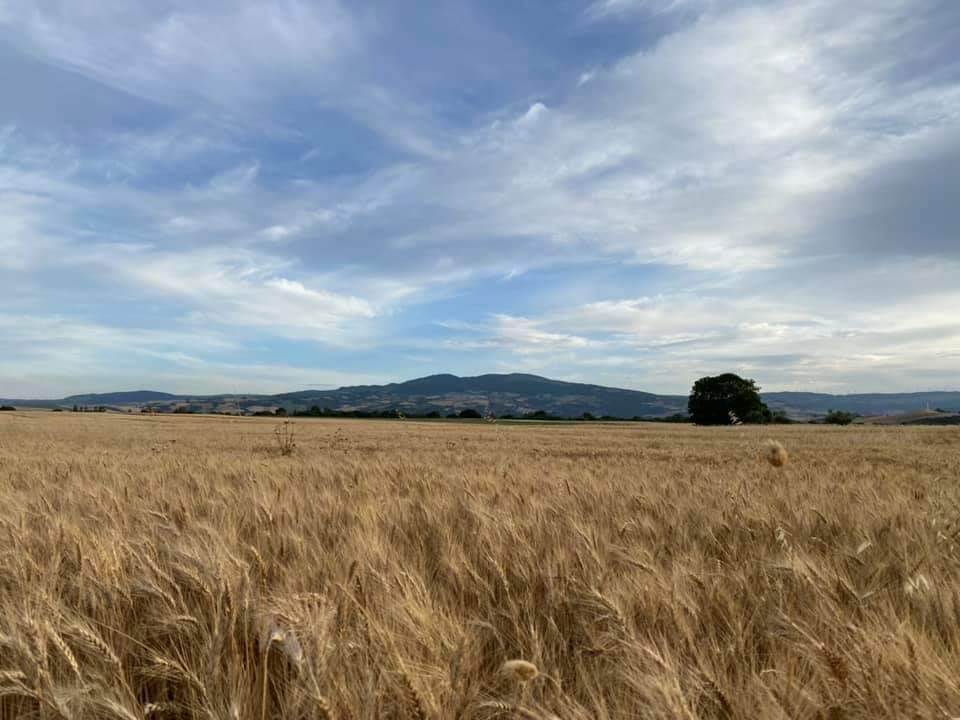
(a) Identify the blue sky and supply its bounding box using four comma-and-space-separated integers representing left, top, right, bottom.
1, 0, 959, 397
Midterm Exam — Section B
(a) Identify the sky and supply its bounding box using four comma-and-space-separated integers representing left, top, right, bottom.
1, 0, 959, 398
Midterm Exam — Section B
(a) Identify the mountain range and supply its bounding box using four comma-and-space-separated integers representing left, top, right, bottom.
3, 373, 960, 420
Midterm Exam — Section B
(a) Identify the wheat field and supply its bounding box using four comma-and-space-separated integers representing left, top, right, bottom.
0, 412, 958, 719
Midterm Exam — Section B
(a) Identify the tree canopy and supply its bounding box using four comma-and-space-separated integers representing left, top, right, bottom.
824, 409, 857, 425
687, 373, 770, 425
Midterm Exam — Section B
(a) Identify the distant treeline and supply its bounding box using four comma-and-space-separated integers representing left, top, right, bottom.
127, 404, 695, 421
38, 402, 877, 425
76, 403, 878, 425
270, 406, 696, 422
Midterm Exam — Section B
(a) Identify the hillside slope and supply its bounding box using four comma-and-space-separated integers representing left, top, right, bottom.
276, 373, 686, 417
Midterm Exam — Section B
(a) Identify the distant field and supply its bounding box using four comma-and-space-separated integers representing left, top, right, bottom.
0, 413, 958, 718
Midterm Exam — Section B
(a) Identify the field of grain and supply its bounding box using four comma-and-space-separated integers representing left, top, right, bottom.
0, 412, 958, 719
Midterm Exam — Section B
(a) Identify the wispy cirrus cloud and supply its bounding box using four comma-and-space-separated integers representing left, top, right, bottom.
585, 0, 720, 20
1, 1, 355, 108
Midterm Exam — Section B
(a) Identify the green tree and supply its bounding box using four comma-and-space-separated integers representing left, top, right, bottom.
458, 408, 482, 419
771, 410, 793, 424
688, 373, 769, 425
824, 409, 857, 426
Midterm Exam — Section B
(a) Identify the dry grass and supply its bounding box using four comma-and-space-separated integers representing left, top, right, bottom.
1, 411, 959, 719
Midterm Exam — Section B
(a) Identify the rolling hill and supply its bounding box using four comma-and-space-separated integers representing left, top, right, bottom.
3, 374, 958, 419
762, 391, 960, 418
63, 390, 182, 405
275, 373, 687, 418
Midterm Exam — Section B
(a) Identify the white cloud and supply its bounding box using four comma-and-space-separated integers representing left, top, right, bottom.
260, 224, 298, 241
7, 1, 956, 281
577, 70, 596, 86
92, 247, 381, 343
516, 102, 549, 127
0, 191, 56, 269
0, 312, 389, 397
273, 0, 956, 282
1, 2, 355, 109
587, 0, 716, 19
0, 313, 234, 397
444, 268, 960, 392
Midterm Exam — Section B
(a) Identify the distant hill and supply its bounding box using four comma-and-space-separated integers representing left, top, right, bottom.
276, 373, 687, 417
854, 410, 960, 426
763, 391, 960, 419
63, 390, 183, 405
4, 374, 959, 420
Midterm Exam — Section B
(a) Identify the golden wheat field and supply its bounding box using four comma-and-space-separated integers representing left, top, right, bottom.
1, 411, 959, 719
